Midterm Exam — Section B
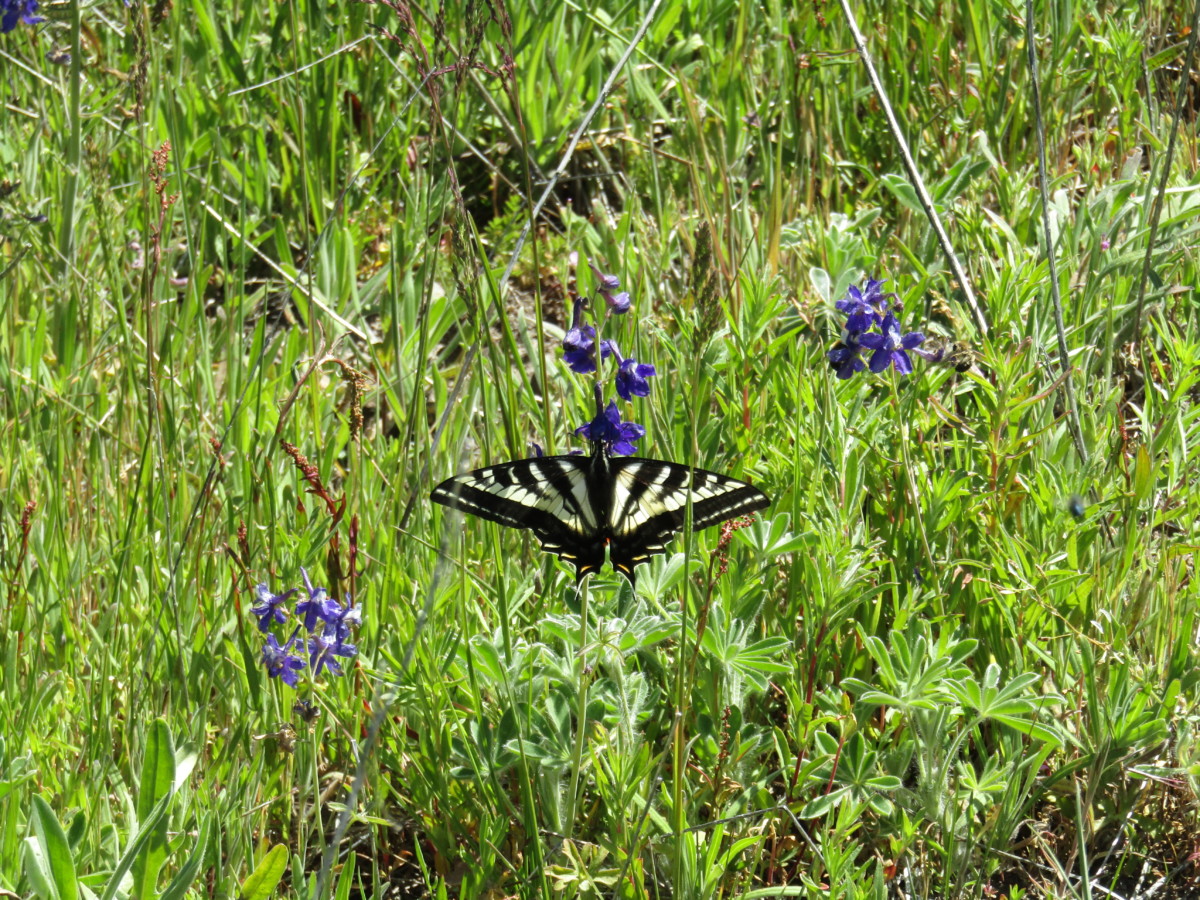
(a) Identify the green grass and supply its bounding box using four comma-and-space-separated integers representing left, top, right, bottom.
2, 0, 1199, 897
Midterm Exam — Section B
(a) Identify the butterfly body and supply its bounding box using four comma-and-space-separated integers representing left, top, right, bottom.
431, 443, 770, 584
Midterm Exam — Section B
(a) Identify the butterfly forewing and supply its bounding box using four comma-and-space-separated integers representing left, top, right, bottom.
607, 458, 770, 579
430, 455, 604, 572
611, 460, 768, 531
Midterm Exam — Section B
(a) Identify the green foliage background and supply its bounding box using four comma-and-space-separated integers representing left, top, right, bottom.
1, 0, 1198, 897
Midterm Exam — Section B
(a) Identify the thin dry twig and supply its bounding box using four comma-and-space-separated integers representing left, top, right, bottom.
1024, 0, 1088, 465
835, 0, 990, 339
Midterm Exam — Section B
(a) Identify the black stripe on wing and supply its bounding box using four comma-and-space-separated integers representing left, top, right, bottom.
430, 456, 604, 576
607, 458, 770, 579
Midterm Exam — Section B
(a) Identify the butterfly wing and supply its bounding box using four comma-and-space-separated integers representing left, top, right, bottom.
432, 452, 771, 585
607, 458, 770, 581
430, 455, 606, 577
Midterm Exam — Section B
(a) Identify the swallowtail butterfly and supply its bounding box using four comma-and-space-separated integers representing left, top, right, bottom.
431, 442, 770, 585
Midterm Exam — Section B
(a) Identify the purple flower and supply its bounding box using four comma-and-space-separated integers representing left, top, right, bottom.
839, 278, 888, 310
828, 278, 929, 380
614, 353, 657, 401
327, 627, 358, 659
591, 266, 621, 292
252, 569, 359, 688
835, 279, 888, 332
562, 324, 596, 373
589, 264, 632, 315
603, 290, 631, 314
308, 631, 356, 677
576, 400, 645, 456
295, 566, 339, 631
828, 330, 868, 380
250, 583, 297, 632
1, 0, 43, 32
563, 326, 614, 374
562, 298, 614, 373
262, 634, 306, 686
859, 312, 924, 375
325, 598, 362, 645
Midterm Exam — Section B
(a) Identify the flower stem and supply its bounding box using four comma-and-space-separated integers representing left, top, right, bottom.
592, 288, 608, 418
891, 368, 937, 601
564, 576, 590, 839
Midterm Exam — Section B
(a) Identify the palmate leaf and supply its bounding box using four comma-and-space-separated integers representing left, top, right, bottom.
949, 664, 1066, 746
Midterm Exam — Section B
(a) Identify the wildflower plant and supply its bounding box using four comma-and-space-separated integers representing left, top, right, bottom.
827, 278, 927, 379
566, 261, 656, 454
251, 566, 361, 688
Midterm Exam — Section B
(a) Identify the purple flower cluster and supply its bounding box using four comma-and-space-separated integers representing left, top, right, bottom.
2, 0, 43, 32
827, 279, 925, 380
561, 263, 656, 455
252, 567, 361, 687
576, 400, 645, 456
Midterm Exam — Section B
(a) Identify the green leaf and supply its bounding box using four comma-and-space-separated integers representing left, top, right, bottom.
99, 793, 174, 900
25, 795, 79, 900
809, 267, 832, 303
1146, 42, 1186, 71
23, 836, 59, 900
798, 792, 836, 819
241, 844, 290, 900
991, 715, 1063, 746
879, 173, 924, 214
1132, 445, 1153, 501
745, 514, 814, 558
132, 718, 175, 900
160, 818, 214, 900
